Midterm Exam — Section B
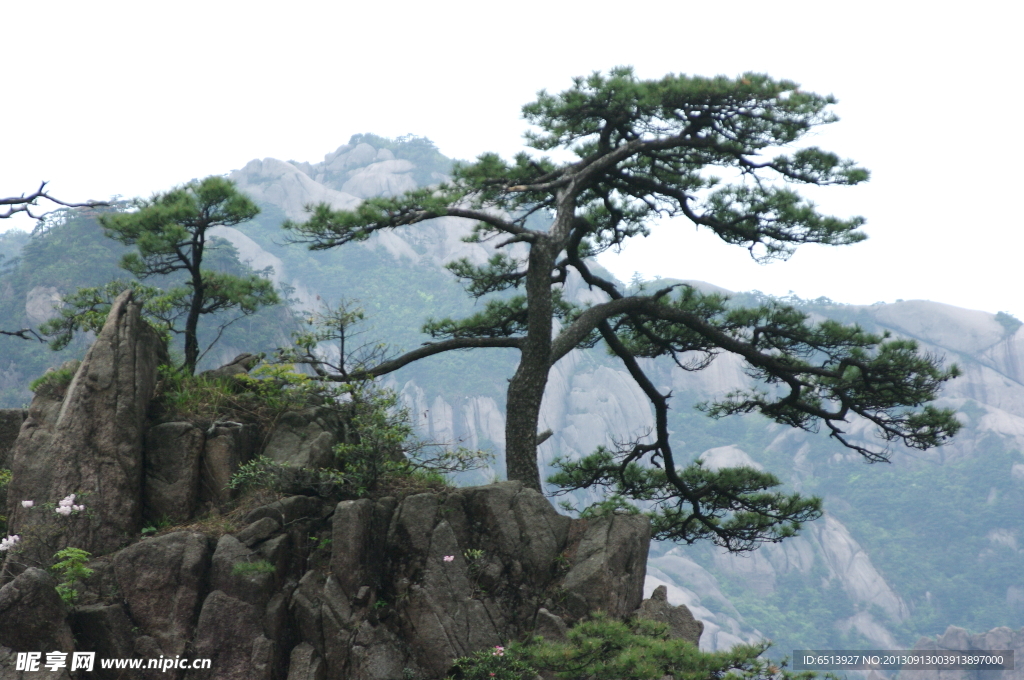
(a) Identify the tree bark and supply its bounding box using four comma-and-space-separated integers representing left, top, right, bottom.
183, 272, 204, 375
503, 238, 557, 490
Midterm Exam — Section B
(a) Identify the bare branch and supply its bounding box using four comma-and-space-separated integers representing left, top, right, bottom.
0, 328, 45, 342
0, 182, 109, 220
323, 336, 523, 382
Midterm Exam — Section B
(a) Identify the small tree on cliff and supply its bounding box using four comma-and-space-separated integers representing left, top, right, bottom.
285, 68, 960, 550
99, 176, 280, 374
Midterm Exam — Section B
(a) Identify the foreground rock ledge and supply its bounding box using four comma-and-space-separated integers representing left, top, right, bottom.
0, 482, 705, 680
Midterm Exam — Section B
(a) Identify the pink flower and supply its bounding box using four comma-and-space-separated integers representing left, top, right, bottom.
21, 500, 33, 508
492, 645, 505, 657
443, 555, 455, 562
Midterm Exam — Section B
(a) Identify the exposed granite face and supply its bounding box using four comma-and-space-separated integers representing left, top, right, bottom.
0, 408, 25, 470
112, 531, 213, 659
5, 290, 167, 567
7, 483, 659, 680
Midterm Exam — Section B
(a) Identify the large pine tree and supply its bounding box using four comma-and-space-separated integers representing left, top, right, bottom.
286, 68, 960, 550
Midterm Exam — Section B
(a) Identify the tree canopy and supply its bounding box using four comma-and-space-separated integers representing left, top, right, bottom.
285, 67, 961, 550
95, 176, 280, 373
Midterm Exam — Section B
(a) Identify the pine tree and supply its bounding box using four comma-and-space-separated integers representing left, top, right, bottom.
99, 176, 279, 374
285, 68, 960, 549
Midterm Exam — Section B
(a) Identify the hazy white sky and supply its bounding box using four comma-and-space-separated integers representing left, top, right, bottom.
3, 1, 1020, 317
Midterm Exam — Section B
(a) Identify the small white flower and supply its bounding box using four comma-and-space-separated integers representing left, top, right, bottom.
21, 500, 33, 508
443, 555, 455, 562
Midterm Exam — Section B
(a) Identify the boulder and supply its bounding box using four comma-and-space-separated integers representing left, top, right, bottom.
198, 422, 258, 505
186, 590, 273, 680
1, 366, 69, 577
209, 534, 278, 610
289, 569, 354, 675
634, 584, 703, 646
263, 406, 344, 469
245, 495, 327, 526
112, 531, 211, 657
560, 514, 650, 620
376, 483, 577, 675
5, 290, 167, 563
70, 603, 137, 679
286, 642, 325, 680
534, 608, 569, 642
235, 516, 280, 547
0, 567, 74, 653
347, 620, 417, 680
143, 422, 205, 523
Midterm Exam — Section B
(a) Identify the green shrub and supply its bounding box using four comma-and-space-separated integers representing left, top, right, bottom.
447, 612, 821, 680
155, 361, 342, 442
332, 382, 491, 495
29, 364, 77, 396
52, 547, 93, 606
141, 515, 173, 536
225, 380, 491, 500
447, 645, 534, 680
228, 456, 291, 493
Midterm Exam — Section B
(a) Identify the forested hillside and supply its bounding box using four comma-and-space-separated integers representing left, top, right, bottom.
1, 135, 1021, 658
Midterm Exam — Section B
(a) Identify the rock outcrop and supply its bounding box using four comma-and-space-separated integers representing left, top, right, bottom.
4, 290, 167, 567
0, 483, 663, 680
0, 307, 684, 680
23, 286, 62, 327
900, 625, 1024, 680
634, 585, 704, 647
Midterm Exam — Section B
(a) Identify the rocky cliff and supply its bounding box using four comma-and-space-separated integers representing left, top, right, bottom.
0, 290, 697, 679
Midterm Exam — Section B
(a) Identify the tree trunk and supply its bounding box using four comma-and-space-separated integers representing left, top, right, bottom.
183, 278, 203, 375
503, 244, 555, 491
